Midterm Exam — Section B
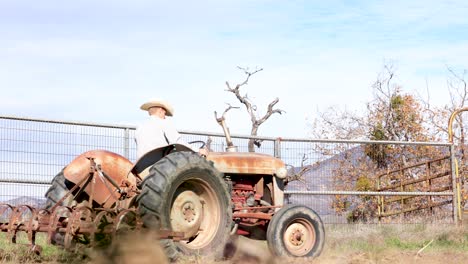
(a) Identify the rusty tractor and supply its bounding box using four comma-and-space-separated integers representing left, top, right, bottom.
0, 115, 325, 260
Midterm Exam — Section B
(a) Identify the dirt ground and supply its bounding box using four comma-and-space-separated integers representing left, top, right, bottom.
213, 237, 468, 264
2, 226, 467, 264
65, 223, 468, 264
298, 250, 468, 264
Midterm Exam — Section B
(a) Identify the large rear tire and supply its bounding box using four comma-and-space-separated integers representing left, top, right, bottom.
266, 204, 325, 258
44, 169, 74, 209
44, 169, 94, 246
44, 169, 77, 246
137, 151, 232, 261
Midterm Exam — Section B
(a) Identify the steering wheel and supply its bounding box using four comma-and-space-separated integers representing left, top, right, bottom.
188, 140, 206, 149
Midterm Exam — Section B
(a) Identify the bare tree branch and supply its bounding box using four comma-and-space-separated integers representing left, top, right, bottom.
285, 154, 311, 189
255, 97, 285, 126
224, 66, 285, 152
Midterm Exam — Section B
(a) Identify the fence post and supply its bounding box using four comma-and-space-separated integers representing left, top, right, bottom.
450, 144, 459, 225
274, 138, 281, 158
124, 128, 130, 159
377, 176, 382, 224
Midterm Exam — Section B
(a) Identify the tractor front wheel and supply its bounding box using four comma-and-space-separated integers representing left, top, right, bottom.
266, 204, 325, 258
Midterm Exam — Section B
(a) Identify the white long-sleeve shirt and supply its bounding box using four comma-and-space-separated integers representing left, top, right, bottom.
135, 116, 187, 159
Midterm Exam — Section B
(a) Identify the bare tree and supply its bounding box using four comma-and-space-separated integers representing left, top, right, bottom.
309, 63, 438, 221
422, 66, 468, 157
446, 67, 468, 161
309, 106, 367, 140
421, 66, 468, 209
225, 66, 285, 152
420, 66, 468, 142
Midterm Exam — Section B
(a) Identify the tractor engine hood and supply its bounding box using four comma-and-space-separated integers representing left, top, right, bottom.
206, 152, 287, 178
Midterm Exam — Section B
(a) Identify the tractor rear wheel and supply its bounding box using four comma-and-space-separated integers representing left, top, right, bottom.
137, 151, 232, 261
44, 170, 78, 245
44, 170, 75, 209
266, 204, 325, 258
45, 169, 95, 246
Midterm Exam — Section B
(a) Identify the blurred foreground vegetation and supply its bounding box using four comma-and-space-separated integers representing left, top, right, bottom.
1, 224, 467, 263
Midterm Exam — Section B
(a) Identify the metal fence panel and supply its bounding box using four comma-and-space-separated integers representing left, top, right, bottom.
279, 139, 454, 224
0, 115, 456, 224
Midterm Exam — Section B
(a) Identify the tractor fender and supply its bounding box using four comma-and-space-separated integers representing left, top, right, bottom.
63, 150, 136, 207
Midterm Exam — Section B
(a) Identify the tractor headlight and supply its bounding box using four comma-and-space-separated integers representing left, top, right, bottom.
275, 167, 288, 179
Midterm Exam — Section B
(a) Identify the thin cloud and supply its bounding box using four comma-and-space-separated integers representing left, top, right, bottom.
0, 1, 467, 138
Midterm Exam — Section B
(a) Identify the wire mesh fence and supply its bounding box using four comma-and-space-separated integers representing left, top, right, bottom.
278, 139, 455, 224
0, 115, 457, 225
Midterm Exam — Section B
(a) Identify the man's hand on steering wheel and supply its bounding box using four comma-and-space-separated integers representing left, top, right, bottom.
188, 140, 208, 157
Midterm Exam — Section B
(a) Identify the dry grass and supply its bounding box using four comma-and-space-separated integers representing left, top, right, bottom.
175, 224, 468, 264
0, 232, 84, 264
1, 224, 467, 263
311, 224, 468, 264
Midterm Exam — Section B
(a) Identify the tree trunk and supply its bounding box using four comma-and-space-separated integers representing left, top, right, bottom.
248, 126, 259, 152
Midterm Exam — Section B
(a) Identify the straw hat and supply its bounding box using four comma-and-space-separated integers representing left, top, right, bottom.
140, 99, 174, 116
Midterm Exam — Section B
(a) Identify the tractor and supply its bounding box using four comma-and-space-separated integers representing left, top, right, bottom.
42, 114, 325, 260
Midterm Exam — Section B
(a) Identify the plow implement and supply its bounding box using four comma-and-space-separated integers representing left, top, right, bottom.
0, 203, 144, 254
0, 203, 184, 255
0, 152, 185, 255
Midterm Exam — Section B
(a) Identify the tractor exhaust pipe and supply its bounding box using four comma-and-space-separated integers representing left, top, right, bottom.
214, 110, 238, 152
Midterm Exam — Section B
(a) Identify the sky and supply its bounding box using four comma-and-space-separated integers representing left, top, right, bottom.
1, 1, 468, 138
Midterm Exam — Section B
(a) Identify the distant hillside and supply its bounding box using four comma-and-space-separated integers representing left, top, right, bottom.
285, 146, 367, 223
4, 196, 46, 208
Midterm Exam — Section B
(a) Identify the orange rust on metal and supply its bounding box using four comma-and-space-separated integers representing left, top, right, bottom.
159, 229, 185, 241
234, 205, 282, 211
63, 150, 136, 207
0, 203, 187, 255
1, 204, 149, 252
233, 211, 272, 220
206, 152, 285, 175
255, 177, 264, 200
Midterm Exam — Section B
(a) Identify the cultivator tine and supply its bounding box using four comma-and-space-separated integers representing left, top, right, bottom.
0, 204, 43, 254
0, 203, 150, 254
63, 206, 95, 249
91, 210, 115, 247
0, 203, 14, 229
47, 205, 72, 245
9, 205, 35, 244
113, 209, 142, 237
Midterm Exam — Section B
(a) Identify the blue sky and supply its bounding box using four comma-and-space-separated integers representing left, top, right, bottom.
1, 1, 468, 138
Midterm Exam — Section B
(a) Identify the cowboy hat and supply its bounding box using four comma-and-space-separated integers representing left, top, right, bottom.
140, 99, 174, 116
